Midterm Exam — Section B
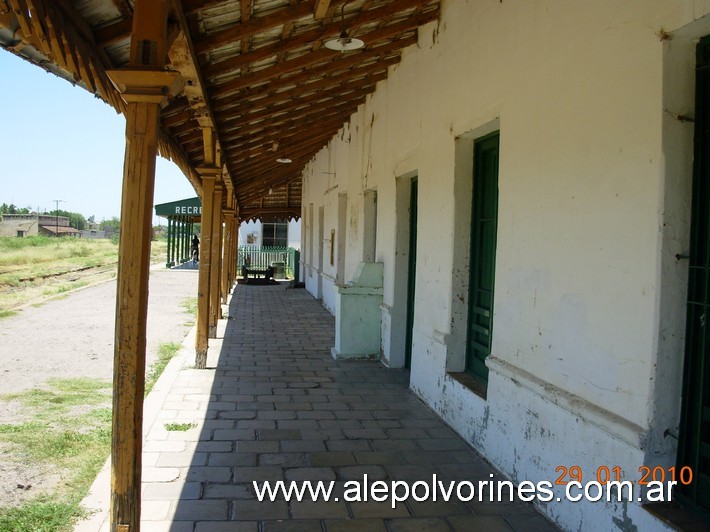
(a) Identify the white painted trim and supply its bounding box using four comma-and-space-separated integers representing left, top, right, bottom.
487, 356, 646, 448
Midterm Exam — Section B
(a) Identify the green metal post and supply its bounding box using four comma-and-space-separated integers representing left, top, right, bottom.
166, 218, 172, 268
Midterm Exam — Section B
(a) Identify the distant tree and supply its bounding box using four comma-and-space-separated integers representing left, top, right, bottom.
0, 204, 32, 215
87, 215, 95, 223
100, 217, 121, 233
49, 209, 87, 230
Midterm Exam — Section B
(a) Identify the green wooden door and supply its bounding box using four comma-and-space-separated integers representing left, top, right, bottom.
405, 178, 418, 370
678, 35, 710, 511
466, 132, 500, 381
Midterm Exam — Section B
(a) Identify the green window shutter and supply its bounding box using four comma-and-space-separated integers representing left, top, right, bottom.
466, 132, 500, 382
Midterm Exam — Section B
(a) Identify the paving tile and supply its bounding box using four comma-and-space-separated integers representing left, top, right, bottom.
284, 467, 337, 482
203, 482, 254, 499
406, 499, 472, 517
415, 438, 467, 451
143, 467, 181, 483
140, 521, 193, 532
290, 499, 350, 519
236, 440, 280, 453
233, 466, 284, 483
323, 519, 387, 532
258, 429, 302, 440
348, 501, 411, 519
337, 466, 388, 481
259, 452, 309, 467
86, 284, 559, 531
143, 440, 188, 453
141, 500, 172, 521
208, 451, 258, 467
185, 466, 232, 483
327, 440, 372, 452
143, 481, 201, 500
172, 499, 229, 520
308, 452, 357, 467
277, 419, 321, 430
156, 451, 207, 467
195, 522, 258, 532
262, 520, 323, 532
387, 517, 452, 532
354, 451, 406, 466
281, 439, 327, 452
233, 499, 290, 520
213, 429, 256, 440
371, 439, 419, 452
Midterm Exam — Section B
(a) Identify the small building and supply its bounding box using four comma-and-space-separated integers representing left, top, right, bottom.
238, 219, 301, 250
154, 197, 202, 267
0, 213, 80, 237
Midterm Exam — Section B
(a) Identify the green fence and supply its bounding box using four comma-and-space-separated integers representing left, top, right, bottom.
238, 246, 300, 280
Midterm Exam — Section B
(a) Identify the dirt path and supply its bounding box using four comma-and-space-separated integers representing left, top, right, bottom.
0, 266, 198, 507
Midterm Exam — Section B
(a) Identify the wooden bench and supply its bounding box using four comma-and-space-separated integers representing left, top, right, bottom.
241, 265, 274, 284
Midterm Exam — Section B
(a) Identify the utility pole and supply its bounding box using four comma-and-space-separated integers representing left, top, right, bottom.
53, 199, 64, 237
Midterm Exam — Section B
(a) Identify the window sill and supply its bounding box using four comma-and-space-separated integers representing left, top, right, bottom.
447, 371, 487, 400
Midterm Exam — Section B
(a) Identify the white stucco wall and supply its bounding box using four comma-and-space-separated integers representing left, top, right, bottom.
300, 1, 710, 529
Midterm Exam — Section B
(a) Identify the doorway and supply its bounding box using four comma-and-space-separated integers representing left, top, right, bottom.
404, 178, 418, 370
678, 35, 710, 512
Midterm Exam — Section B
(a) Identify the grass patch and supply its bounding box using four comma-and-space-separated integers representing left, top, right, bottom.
164, 422, 197, 431
181, 297, 198, 326
0, 309, 18, 319
181, 297, 197, 316
0, 237, 119, 312
145, 342, 182, 396
0, 378, 112, 530
1, 378, 111, 419
0, 497, 81, 532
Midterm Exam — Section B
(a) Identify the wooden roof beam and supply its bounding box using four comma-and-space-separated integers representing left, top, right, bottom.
230, 128, 344, 181
95, 18, 132, 48
203, 0, 429, 79
222, 98, 366, 146
182, 0, 231, 15
314, 0, 332, 19
215, 59, 392, 119
226, 117, 361, 168
110, 0, 133, 18
209, 21, 425, 99
227, 109, 357, 155
215, 61, 392, 124
194, 0, 349, 55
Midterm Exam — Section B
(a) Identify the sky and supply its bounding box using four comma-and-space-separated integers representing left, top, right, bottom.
0, 49, 197, 224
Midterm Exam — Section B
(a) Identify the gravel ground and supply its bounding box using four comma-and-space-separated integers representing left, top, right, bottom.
0, 266, 198, 508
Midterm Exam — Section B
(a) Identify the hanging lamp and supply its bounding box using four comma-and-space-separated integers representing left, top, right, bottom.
324, 2, 364, 52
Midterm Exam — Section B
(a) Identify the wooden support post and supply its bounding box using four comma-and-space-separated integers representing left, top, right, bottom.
235, 218, 239, 283
234, 216, 241, 287
195, 172, 217, 367
209, 181, 224, 337
221, 212, 233, 303
105, 1, 185, 529
111, 98, 161, 532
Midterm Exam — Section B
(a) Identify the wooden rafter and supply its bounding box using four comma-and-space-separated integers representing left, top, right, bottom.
202, 0, 426, 80
2, 0, 441, 221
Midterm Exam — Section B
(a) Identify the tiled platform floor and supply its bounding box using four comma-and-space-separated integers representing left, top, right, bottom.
83, 282, 559, 531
